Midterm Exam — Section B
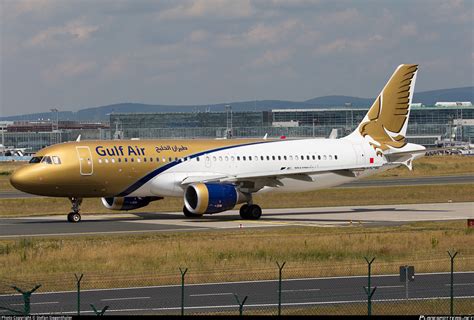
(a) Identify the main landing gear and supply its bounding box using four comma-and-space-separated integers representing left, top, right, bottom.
67, 197, 83, 223
239, 204, 262, 220
182, 206, 202, 218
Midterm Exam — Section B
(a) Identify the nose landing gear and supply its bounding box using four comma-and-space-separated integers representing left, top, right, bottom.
67, 197, 83, 223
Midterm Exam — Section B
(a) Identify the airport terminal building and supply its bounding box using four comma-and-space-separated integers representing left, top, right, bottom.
1, 103, 473, 152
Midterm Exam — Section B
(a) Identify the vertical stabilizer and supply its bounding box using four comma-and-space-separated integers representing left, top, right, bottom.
347, 64, 418, 155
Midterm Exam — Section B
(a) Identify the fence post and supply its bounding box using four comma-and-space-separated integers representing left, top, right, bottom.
11, 284, 41, 316
179, 267, 188, 316
234, 294, 248, 316
90, 304, 108, 316
276, 261, 286, 316
75, 273, 84, 316
363, 257, 376, 317
448, 250, 458, 316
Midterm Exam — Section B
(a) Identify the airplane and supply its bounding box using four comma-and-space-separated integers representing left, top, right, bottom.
10, 64, 426, 223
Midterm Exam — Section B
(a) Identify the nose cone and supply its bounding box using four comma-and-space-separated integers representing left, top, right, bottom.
10, 167, 33, 193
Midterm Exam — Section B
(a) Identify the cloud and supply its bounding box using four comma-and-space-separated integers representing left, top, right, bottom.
42, 59, 97, 83
216, 19, 300, 48
158, 0, 255, 20
26, 19, 99, 47
315, 34, 384, 55
251, 48, 293, 68
400, 23, 418, 37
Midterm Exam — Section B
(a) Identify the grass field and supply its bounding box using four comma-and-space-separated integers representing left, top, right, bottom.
0, 220, 472, 290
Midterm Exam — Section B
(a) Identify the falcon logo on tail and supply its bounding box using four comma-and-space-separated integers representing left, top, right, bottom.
358, 64, 418, 156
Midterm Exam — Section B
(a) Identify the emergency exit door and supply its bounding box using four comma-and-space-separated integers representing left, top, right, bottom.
76, 146, 93, 175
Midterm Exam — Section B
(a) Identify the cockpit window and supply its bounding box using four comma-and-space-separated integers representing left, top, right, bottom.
41, 156, 52, 164
52, 156, 61, 165
29, 156, 43, 163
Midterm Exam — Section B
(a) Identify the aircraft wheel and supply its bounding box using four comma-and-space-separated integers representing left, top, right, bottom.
183, 206, 202, 218
247, 205, 262, 220
239, 204, 249, 219
67, 212, 81, 223
240, 204, 262, 220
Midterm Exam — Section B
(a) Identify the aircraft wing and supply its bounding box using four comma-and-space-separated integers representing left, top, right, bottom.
180, 164, 371, 192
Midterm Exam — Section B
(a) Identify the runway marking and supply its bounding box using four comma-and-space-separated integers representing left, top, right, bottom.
101, 296, 150, 301
11, 301, 58, 306
2, 271, 470, 298
376, 285, 405, 289
190, 293, 234, 297
281, 289, 320, 293
445, 283, 474, 286
41, 295, 474, 315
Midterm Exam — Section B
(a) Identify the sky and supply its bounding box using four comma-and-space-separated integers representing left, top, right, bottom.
0, 0, 472, 116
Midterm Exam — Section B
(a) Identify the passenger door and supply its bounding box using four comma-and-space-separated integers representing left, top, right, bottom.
76, 146, 93, 175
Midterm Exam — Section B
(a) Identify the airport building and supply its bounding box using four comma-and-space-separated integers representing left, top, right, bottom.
1, 103, 473, 153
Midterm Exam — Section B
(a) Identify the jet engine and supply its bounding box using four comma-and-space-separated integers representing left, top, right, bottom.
184, 183, 248, 215
101, 196, 161, 211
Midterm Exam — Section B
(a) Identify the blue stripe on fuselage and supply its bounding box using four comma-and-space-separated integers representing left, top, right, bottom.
116, 140, 276, 197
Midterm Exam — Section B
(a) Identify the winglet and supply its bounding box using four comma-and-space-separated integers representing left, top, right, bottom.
76, 134, 81, 142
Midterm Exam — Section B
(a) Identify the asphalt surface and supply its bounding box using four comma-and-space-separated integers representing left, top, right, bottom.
1, 174, 473, 199
1, 272, 472, 315
0, 202, 472, 239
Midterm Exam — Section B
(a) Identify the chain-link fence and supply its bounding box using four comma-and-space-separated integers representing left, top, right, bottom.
1, 253, 472, 316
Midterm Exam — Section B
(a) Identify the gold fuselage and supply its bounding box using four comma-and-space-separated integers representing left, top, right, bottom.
10, 139, 264, 197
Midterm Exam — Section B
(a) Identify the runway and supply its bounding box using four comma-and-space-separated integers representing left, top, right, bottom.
0, 202, 472, 239
0, 174, 472, 199
1, 272, 473, 315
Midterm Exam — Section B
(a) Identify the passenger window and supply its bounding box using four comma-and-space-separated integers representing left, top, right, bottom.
323, 155, 327, 160
260, 156, 264, 161
266, 156, 270, 160
213, 156, 217, 161
295, 155, 299, 160
243, 156, 246, 161
124, 158, 128, 162
137, 158, 141, 163
312, 155, 316, 160
284, 156, 287, 160
335, 155, 338, 160
272, 156, 275, 160
219, 156, 223, 161
118, 158, 122, 163
289, 155, 293, 161
131, 158, 134, 162
237, 156, 240, 161
225, 156, 229, 161
278, 156, 281, 160
307, 155, 310, 160
318, 155, 321, 160
248, 156, 252, 161
329, 155, 333, 160
52, 156, 61, 164
105, 159, 109, 163
162, 157, 166, 162
98, 159, 102, 164
169, 157, 172, 162
111, 158, 115, 163
143, 158, 147, 162
196, 157, 200, 162
231, 156, 235, 161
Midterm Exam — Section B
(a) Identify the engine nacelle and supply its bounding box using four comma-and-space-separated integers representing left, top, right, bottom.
184, 183, 248, 215
101, 196, 161, 211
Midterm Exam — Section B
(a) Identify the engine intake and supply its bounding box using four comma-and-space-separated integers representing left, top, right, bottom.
184, 183, 247, 215
101, 196, 161, 211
